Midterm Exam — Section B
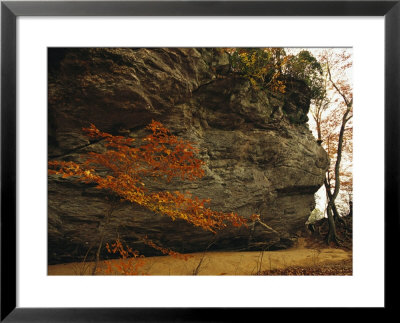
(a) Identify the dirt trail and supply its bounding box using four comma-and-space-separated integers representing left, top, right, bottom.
48, 239, 352, 276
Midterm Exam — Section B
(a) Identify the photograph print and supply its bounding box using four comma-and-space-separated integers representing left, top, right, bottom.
48, 48, 353, 276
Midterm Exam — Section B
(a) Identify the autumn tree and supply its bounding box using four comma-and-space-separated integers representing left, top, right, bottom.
48, 121, 248, 274
310, 49, 353, 245
227, 48, 324, 100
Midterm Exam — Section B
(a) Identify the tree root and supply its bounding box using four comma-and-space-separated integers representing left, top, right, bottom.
325, 233, 343, 246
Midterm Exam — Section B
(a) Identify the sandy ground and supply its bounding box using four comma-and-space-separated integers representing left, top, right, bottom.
48, 239, 352, 276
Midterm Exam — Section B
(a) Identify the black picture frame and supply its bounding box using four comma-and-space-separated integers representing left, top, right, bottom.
1, 0, 398, 321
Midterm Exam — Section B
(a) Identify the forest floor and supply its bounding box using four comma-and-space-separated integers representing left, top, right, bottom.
48, 237, 352, 276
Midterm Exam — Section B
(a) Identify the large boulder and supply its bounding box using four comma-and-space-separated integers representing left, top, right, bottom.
48, 48, 329, 264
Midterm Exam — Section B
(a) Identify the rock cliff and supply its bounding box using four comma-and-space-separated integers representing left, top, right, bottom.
48, 48, 329, 264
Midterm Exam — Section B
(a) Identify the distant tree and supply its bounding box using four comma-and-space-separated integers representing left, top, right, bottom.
49, 121, 248, 274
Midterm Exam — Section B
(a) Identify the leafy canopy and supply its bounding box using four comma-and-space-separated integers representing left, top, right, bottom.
229, 48, 325, 100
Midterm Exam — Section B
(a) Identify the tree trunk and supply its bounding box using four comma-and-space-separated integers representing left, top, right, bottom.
324, 180, 341, 245
323, 106, 351, 246
317, 122, 322, 142
326, 204, 341, 245
332, 202, 345, 225
325, 183, 342, 245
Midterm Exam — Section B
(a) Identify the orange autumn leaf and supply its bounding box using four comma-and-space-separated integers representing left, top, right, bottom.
48, 120, 248, 257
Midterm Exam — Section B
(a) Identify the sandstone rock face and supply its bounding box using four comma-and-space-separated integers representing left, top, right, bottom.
48, 48, 329, 264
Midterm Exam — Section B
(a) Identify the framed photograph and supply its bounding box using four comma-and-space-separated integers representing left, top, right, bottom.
1, 0, 398, 321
